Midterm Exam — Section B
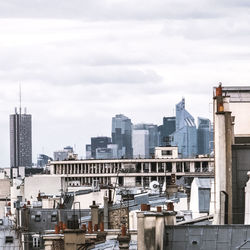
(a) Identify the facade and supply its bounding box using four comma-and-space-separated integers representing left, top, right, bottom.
133, 123, 159, 157
90, 137, 111, 159
213, 85, 250, 224
49, 157, 214, 188
96, 148, 113, 159
111, 114, 133, 158
10, 108, 32, 168
132, 128, 149, 158
37, 154, 52, 168
158, 117, 176, 146
171, 99, 197, 158
54, 146, 75, 161
85, 144, 92, 159
197, 117, 212, 155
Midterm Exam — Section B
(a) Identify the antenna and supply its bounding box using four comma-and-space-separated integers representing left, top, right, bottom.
19, 83, 22, 114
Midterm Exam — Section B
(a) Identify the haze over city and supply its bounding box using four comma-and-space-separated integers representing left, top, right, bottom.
1, 0, 250, 166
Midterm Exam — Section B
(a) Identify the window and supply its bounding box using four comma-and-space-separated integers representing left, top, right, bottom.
162, 150, 172, 156
35, 214, 41, 222
5, 236, 13, 244
33, 237, 40, 248
51, 214, 57, 222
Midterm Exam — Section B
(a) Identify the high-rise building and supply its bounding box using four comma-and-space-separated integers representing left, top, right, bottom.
132, 123, 159, 158
158, 117, 176, 146
197, 117, 213, 155
90, 136, 111, 158
53, 146, 75, 161
171, 98, 197, 158
132, 129, 149, 158
10, 108, 32, 168
112, 114, 133, 158
37, 154, 52, 168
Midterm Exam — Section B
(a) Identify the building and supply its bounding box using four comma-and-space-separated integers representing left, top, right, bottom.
10, 107, 32, 168
132, 127, 149, 158
171, 99, 197, 158
133, 123, 159, 158
37, 154, 52, 168
158, 117, 176, 146
54, 146, 76, 161
90, 137, 111, 159
197, 117, 213, 155
213, 85, 250, 224
49, 156, 214, 188
85, 144, 92, 159
111, 114, 133, 158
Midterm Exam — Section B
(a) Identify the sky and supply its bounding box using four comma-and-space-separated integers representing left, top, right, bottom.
1, 0, 250, 167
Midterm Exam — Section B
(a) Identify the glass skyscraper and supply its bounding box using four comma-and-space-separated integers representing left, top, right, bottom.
171, 98, 197, 158
112, 114, 133, 158
10, 108, 32, 168
158, 117, 176, 146
197, 117, 213, 155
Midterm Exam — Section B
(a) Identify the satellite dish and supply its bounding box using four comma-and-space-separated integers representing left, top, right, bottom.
149, 181, 160, 191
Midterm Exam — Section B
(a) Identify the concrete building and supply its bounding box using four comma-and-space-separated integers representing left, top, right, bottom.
171, 99, 197, 158
112, 114, 133, 158
154, 147, 178, 159
213, 85, 250, 224
48, 157, 214, 188
10, 107, 32, 168
190, 178, 212, 219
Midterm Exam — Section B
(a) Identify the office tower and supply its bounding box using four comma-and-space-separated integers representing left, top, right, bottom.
112, 114, 133, 158
85, 144, 92, 159
53, 146, 76, 161
171, 98, 197, 158
197, 117, 213, 155
10, 108, 32, 168
132, 128, 149, 158
158, 117, 176, 146
37, 154, 52, 168
132, 123, 159, 158
90, 136, 111, 158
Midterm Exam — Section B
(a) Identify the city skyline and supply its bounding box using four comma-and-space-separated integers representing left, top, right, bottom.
1, 1, 250, 166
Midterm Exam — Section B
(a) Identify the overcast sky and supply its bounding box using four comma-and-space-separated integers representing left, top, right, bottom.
1, 0, 250, 166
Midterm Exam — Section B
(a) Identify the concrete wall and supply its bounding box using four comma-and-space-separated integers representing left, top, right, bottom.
0, 179, 11, 219
229, 103, 250, 136
74, 189, 109, 209
24, 175, 62, 201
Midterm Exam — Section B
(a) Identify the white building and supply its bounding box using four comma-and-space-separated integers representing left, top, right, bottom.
132, 129, 149, 158
190, 178, 212, 219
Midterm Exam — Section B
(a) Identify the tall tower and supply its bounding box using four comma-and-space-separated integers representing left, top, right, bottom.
10, 92, 32, 168
112, 114, 133, 158
171, 98, 197, 157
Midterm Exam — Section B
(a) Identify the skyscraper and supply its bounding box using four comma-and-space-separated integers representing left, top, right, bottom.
90, 136, 111, 158
158, 117, 176, 146
112, 114, 133, 158
171, 98, 197, 158
132, 123, 159, 158
132, 128, 149, 158
197, 117, 213, 155
10, 108, 32, 168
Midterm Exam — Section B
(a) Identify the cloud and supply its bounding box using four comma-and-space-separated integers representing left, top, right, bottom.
0, 0, 223, 21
